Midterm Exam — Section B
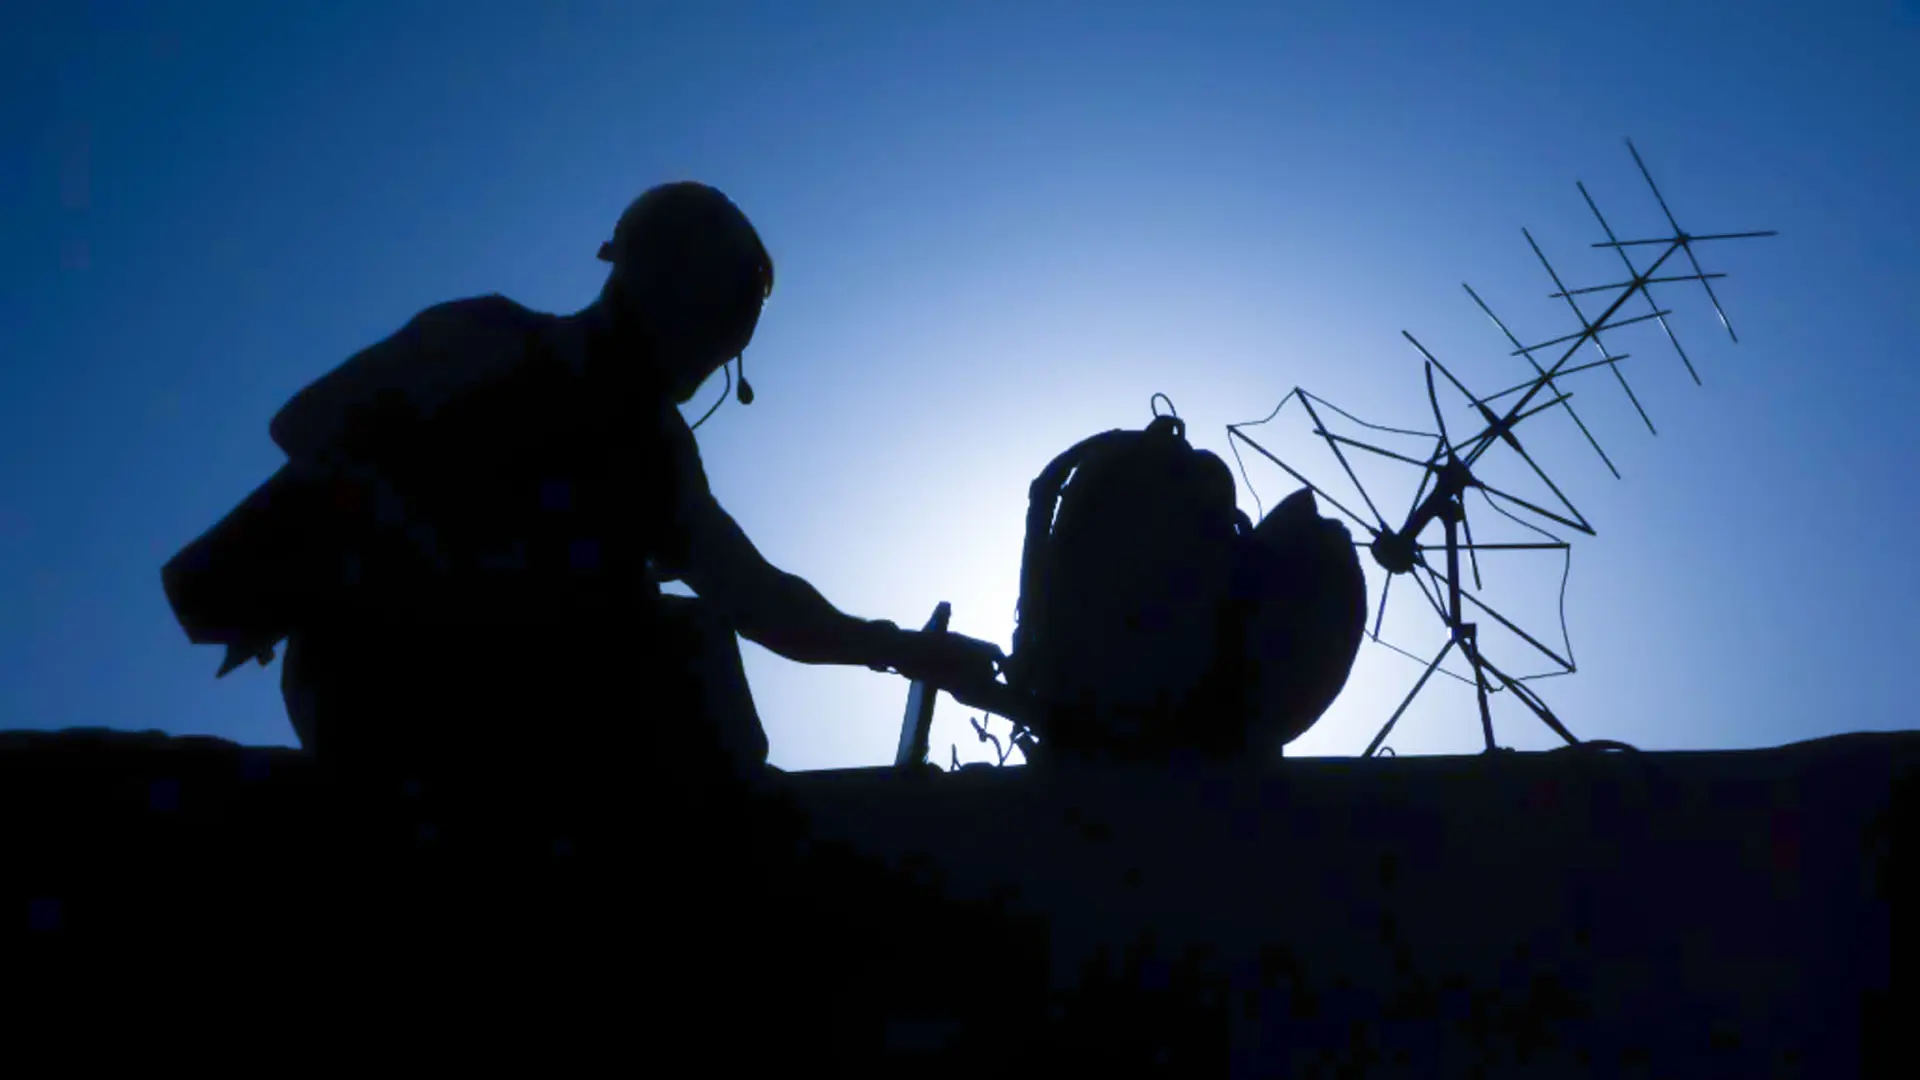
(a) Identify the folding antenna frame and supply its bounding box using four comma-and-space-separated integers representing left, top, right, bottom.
1226, 140, 1774, 757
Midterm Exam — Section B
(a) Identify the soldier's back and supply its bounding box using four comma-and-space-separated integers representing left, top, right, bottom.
278, 298, 699, 829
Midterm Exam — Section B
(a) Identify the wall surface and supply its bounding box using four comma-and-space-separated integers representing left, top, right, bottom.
786, 734, 1917, 1074
3, 727, 1913, 1074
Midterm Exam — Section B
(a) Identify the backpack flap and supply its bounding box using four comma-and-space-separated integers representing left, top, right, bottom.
162, 464, 350, 674
1234, 487, 1369, 752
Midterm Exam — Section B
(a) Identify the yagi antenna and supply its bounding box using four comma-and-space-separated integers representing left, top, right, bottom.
1225, 139, 1775, 757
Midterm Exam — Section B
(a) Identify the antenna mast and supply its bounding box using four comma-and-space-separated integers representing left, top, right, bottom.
1227, 139, 1775, 756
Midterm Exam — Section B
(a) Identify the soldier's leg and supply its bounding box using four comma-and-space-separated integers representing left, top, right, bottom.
651, 593, 770, 783
629, 596, 874, 1063
280, 622, 476, 803
278, 631, 325, 756
279, 599, 796, 1047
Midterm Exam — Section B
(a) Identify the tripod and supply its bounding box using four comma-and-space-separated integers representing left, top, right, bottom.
1226, 139, 1775, 757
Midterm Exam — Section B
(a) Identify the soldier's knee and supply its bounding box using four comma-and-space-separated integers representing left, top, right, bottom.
281, 649, 318, 750
651, 595, 767, 773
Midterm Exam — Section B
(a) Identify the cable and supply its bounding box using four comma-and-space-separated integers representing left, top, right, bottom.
1549, 738, 1642, 754
690, 363, 733, 431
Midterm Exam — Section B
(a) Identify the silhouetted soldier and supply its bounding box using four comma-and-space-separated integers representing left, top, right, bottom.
265, 184, 999, 988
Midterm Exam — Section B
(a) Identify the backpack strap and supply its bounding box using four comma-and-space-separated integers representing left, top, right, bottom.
1008, 428, 1129, 690
1008, 417, 1210, 689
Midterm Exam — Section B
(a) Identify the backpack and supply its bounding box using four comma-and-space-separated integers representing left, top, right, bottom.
1008, 411, 1248, 760
1007, 408, 1369, 763
163, 299, 677, 679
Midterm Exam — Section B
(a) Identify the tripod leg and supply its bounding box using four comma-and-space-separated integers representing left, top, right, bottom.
1461, 624, 1498, 752
1481, 655, 1581, 747
1365, 637, 1454, 757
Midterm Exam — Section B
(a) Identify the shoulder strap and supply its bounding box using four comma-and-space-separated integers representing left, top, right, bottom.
1008, 427, 1131, 687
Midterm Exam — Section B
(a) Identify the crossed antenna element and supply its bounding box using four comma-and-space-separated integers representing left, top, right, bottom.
1227, 139, 1774, 757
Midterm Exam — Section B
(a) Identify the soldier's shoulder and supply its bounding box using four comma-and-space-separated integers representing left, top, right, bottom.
411, 293, 553, 340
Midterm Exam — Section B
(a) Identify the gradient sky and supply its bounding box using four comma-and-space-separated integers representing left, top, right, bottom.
4, 1, 1916, 771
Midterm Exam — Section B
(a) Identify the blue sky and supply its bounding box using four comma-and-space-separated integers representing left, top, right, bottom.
3, 1, 1916, 771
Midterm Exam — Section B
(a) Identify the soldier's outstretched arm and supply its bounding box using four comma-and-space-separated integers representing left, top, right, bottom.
657, 414, 895, 669
656, 406, 1010, 695
667, 488, 897, 669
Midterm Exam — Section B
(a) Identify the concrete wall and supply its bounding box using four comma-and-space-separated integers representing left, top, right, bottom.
784, 733, 1917, 1075
3, 727, 1913, 1074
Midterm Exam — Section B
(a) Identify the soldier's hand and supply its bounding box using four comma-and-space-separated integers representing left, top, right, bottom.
879, 626, 1006, 691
